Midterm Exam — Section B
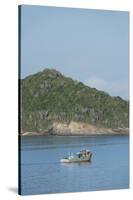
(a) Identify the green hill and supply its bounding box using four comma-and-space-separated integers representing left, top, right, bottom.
21, 68, 129, 134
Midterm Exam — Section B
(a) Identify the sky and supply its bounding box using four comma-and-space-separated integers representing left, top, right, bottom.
20, 5, 129, 100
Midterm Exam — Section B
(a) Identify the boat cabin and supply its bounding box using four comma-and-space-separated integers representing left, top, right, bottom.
77, 150, 90, 158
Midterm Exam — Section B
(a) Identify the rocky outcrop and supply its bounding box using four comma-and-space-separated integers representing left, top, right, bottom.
52, 121, 129, 135
21, 121, 129, 136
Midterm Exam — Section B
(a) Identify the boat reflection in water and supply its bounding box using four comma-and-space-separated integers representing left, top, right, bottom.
60, 149, 92, 163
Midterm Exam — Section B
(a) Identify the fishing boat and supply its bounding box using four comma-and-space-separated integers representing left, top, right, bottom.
60, 149, 92, 163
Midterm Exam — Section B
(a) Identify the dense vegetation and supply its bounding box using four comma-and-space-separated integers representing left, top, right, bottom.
21, 68, 129, 133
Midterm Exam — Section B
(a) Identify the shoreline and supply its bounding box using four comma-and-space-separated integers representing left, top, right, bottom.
21, 130, 129, 137
21, 121, 129, 136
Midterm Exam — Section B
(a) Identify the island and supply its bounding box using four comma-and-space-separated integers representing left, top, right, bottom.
20, 68, 129, 136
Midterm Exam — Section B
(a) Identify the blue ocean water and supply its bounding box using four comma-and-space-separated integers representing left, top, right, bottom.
20, 135, 129, 195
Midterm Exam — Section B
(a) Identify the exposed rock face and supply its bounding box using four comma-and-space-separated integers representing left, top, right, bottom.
21, 121, 129, 136
52, 121, 96, 135
51, 121, 128, 135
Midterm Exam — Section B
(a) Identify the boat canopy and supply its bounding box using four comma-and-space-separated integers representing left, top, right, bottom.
76, 149, 90, 155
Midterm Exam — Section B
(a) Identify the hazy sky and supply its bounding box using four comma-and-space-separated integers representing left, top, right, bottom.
20, 5, 129, 99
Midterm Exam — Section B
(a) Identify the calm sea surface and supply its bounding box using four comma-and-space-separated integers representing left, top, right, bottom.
20, 135, 129, 195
